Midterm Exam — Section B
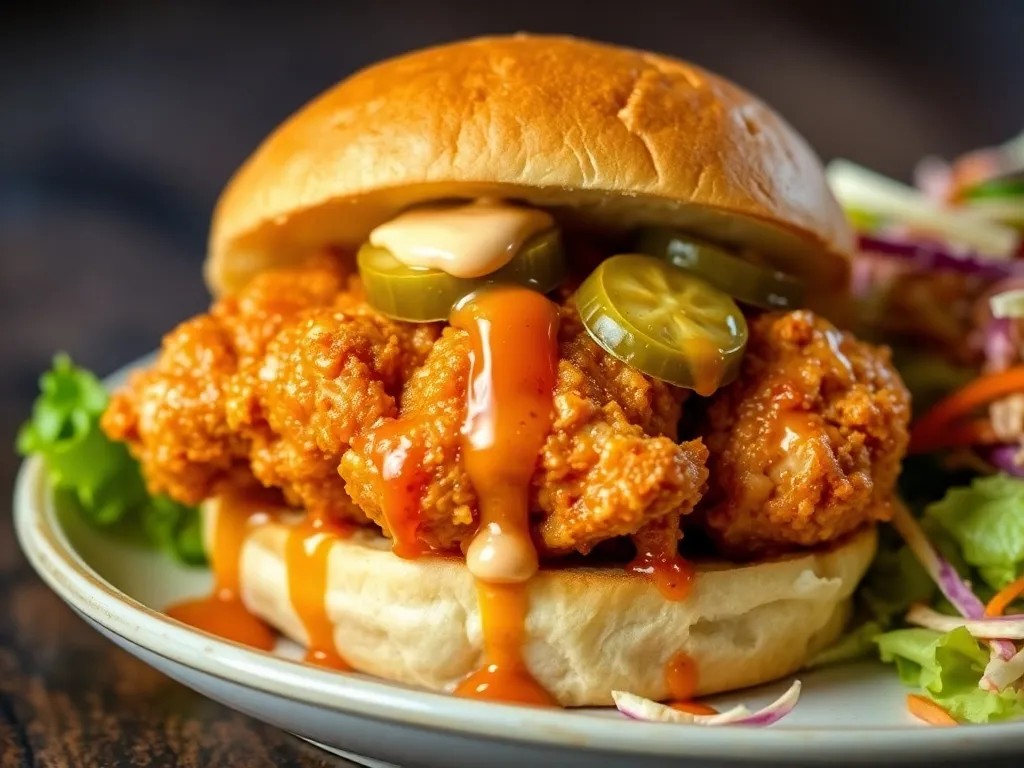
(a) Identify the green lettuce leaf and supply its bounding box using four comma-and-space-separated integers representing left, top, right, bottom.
17, 354, 205, 565
877, 627, 1024, 724
926, 474, 1024, 590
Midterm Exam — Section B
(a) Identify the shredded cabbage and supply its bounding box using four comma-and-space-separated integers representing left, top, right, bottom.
827, 159, 1020, 257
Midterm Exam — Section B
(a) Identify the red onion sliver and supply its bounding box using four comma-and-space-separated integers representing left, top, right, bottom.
858, 235, 1024, 281
985, 445, 1024, 477
983, 318, 1017, 372
611, 681, 802, 727
890, 505, 1017, 661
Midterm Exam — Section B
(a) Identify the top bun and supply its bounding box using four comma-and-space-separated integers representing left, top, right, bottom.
207, 34, 853, 297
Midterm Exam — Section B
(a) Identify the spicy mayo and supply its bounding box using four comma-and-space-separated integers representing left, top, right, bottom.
449, 286, 560, 706
166, 491, 276, 650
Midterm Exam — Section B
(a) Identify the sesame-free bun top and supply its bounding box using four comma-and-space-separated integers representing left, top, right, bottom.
207, 34, 854, 297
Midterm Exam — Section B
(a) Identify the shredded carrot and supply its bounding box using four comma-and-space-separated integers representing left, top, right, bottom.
668, 701, 718, 715
913, 418, 1000, 454
910, 366, 1024, 453
985, 575, 1024, 617
907, 694, 958, 726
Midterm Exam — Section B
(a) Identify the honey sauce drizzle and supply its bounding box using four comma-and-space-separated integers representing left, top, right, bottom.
359, 417, 429, 559
166, 491, 276, 650
450, 286, 560, 706
284, 511, 353, 670
628, 519, 695, 602
663, 650, 708, 712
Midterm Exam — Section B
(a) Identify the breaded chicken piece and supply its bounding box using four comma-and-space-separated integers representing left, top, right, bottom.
700, 310, 911, 557
341, 328, 476, 551
101, 314, 253, 505
342, 301, 709, 555
103, 254, 435, 519
228, 308, 439, 523
212, 251, 349, 362
534, 305, 708, 554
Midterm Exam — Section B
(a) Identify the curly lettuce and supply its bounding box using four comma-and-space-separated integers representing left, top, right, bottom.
926, 474, 1024, 590
17, 354, 205, 564
813, 475, 1024, 722
877, 627, 1024, 723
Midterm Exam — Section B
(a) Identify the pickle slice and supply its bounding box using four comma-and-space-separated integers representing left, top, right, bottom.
635, 228, 805, 310
358, 229, 566, 322
576, 254, 748, 395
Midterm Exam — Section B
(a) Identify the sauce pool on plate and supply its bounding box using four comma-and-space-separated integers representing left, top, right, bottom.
166, 492, 276, 650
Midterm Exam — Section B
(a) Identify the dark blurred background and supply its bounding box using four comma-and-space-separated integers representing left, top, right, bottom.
1, 0, 1022, 487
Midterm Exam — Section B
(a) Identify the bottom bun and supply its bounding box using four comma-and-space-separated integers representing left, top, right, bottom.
212, 501, 877, 707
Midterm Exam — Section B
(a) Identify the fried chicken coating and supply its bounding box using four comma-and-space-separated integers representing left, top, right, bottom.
533, 305, 709, 555
103, 254, 439, 520
228, 309, 439, 522
700, 310, 911, 557
212, 252, 349, 362
101, 314, 252, 505
106, 257, 909, 564
341, 302, 709, 555
341, 328, 476, 551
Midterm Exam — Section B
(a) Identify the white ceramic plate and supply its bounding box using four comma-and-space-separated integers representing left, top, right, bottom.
13, 364, 1024, 767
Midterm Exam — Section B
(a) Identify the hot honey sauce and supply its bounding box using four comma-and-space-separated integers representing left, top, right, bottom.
450, 286, 560, 707
166, 491, 276, 650
358, 417, 430, 559
284, 512, 354, 670
665, 650, 698, 700
628, 521, 695, 602
628, 548, 695, 602
662, 650, 710, 713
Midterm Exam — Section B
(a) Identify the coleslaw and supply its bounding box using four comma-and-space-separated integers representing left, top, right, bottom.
822, 133, 1024, 725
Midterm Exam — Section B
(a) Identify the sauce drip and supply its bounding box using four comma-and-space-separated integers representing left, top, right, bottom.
284, 512, 353, 670
369, 200, 554, 279
449, 286, 560, 706
166, 492, 276, 650
628, 548, 695, 601
664, 650, 699, 700
628, 522, 694, 602
686, 336, 728, 398
454, 582, 557, 706
359, 417, 429, 559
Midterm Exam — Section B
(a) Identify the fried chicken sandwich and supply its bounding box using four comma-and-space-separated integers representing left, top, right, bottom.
100, 35, 911, 707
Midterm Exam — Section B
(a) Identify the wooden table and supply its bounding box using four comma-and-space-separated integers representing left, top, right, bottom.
1, 2, 1020, 766
0, 516, 354, 767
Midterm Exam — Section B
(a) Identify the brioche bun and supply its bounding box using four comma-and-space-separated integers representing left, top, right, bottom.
209, 501, 877, 707
207, 34, 853, 298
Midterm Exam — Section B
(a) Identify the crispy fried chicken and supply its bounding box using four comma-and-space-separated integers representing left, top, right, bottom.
341, 303, 709, 555
104, 262, 707, 553
103, 262, 910, 560
699, 310, 911, 557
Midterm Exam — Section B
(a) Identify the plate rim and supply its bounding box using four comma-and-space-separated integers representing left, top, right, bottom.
12, 361, 1024, 761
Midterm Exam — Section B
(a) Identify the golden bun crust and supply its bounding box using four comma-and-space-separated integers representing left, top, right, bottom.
209, 501, 877, 706
207, 34, 853, 297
